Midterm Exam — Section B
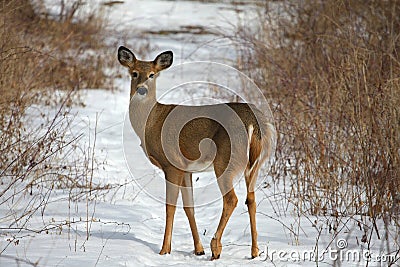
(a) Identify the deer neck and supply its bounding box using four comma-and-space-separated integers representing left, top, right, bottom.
128, 86, 158, 142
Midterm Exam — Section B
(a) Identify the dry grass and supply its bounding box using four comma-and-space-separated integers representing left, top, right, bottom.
0, 0, 115, 184
0, 0, 117, 257
235, 0, 400, 257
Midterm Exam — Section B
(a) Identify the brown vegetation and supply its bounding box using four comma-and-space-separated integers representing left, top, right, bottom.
237, 0, 399, 239
0, 0, 114, 241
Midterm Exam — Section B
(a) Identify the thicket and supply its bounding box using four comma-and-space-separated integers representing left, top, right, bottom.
237, 0, 399, 260
0, 0, 115, 260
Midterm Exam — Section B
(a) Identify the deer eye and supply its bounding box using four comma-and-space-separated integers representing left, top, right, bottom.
132, 71, 138, 78
149, 73, 155, 79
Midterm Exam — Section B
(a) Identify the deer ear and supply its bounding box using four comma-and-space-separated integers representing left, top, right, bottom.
118, 46, 136, 67
154, 51, 173, 71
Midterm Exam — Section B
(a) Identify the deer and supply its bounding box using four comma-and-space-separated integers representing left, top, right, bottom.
117, 46, 276, 260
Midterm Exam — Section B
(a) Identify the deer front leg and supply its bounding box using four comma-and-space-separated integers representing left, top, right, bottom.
160, 169, 183, 255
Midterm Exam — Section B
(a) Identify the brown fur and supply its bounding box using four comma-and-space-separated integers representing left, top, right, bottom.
117, 46, 275, 259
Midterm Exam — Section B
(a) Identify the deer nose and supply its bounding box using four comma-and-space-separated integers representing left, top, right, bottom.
136, 86, 148, 95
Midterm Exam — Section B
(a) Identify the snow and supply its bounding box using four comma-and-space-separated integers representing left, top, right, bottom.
1, 1, 398, 267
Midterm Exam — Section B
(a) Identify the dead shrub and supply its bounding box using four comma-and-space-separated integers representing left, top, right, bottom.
0, 0, 116, 249
235, 0, 400, 245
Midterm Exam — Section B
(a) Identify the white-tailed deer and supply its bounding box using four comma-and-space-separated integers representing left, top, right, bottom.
117, 46, 275, 260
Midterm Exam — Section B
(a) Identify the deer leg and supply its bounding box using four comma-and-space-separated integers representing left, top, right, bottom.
210, 161, 238, 260
245, 134, 267, 259
160, 168, 183, 255
245, 162, 260, 258
245, 191, 259, 258
210, 188, 238, 260
245, 157, 260, 259
181, 173, 205, 255
209, 131, 243, 260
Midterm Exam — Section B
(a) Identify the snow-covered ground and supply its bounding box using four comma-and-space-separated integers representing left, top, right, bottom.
1, 1, 398, 266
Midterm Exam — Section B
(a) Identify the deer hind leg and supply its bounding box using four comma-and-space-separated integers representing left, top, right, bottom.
210, 184, 238, 260
181, 172, 205, 255
160, 168, 184, 255
210, 148, 241, 260
245, 161, 261, 258
245, 140, 264, 258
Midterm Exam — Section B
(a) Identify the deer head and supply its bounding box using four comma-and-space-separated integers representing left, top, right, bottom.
117, 46, 173, 100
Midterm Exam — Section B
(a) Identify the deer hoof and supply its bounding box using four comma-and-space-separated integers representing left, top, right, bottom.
251, 246, 259, 259
210, 237, 222, 260
195, 250, 205, 256
159, 248, 170, 255
210, 253, 220, 260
